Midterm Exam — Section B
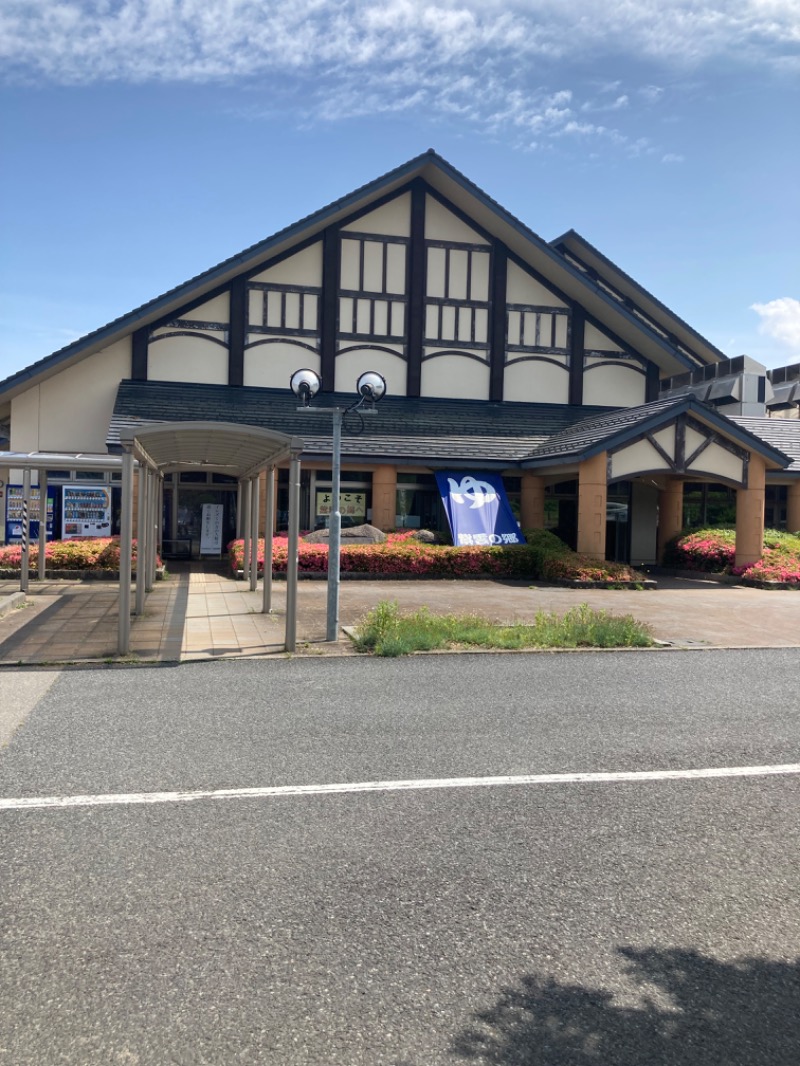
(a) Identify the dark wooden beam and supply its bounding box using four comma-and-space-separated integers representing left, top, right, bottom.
646, 361, 660, 402
406, 179, 426, 397
320, 226, 340, 391
228, 277, 246, 387
489, 242, 507, 402
131, 327, 148, 380
569, 305, 585, 405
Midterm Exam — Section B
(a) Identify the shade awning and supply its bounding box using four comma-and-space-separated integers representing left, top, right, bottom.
118, 421, 304, 479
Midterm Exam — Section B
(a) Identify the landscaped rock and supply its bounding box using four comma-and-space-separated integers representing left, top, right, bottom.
303, 523, 387, 545
409, 529, 440, 543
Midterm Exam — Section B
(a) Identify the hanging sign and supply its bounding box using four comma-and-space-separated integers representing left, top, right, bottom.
435, 472, 525, 547
200, 503, 224, 554
62, 485, 111, 539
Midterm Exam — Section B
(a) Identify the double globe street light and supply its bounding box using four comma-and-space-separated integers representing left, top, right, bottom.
290, 368, 387, 641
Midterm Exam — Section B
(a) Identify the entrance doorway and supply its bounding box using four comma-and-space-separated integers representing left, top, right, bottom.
162, 482, 237, 559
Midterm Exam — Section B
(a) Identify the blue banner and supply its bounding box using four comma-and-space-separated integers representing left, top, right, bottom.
435, 472, 525, 547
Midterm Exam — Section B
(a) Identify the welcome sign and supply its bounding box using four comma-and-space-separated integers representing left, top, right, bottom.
434, 473, 525, 547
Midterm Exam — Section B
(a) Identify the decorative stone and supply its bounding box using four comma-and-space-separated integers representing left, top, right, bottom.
410, 529, 440, 544
303, 523, 387, 545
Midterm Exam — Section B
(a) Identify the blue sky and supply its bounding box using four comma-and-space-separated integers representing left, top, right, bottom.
1, 0, 798, 384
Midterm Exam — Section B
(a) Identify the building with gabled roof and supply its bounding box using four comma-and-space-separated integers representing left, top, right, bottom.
1, 149, 798, 571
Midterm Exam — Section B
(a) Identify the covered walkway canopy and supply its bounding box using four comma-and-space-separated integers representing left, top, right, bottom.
1, 423, 304, 656
118, 421, 304, 655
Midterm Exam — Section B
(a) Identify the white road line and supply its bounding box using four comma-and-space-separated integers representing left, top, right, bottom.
2, 763, 800, 812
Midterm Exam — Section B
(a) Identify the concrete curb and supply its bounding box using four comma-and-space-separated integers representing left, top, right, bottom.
0, 592, 27, 618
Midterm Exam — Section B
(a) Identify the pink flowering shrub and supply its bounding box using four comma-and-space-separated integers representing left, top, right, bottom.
663, 528, 736, 572
665, 527, 800, 586
228, 528, 647, 584
0, 537, 158, 572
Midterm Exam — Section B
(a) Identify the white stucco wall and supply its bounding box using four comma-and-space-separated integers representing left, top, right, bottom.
250, 242, 323, 287
421, 352, 490, 400
584, 323, 623, 352
335, 346, 407, 397
651, 426, 676, 460
243, 341, 321, 388
425, 196, 488, 244
687, 441, 745, 484
148, 335, 228, 385
181, 293, 230, 322
12, 339, 131, 453
582, 363, 646, 407
506, 260, 567, 307
10, 386, 40, 451
503, 359, 570, 404
342, 194, 410, 237
610, 438, 671, 479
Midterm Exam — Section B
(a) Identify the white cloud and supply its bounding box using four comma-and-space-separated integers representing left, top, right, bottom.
751, 298, 800, 353
1, 2, 796, 87
0, 1, 795, 157
661, 152, 685, 162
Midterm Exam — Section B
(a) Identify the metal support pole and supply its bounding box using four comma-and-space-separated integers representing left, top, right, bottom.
135, 462, 147, 615
37, 470, 47, 581
326, 409, 343, 642
262, 467, 274, 614
20, 468, 31, 593
148, 473, 159, 588
249, 475, 260, 592
285, 452, 301, 653
236, 481, 242, 538
118, 451, 134, 655
144, 471, 152, 588
157, 477, 164, 559
241, 479, 251, 583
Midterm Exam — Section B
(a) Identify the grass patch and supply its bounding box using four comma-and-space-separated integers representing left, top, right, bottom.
353, 600, 654, 656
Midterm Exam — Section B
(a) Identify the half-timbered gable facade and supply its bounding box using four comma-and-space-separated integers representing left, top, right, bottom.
1, 150, 798, 566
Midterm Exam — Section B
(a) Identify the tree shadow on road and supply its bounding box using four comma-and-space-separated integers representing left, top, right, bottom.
451, 946, 800, 1065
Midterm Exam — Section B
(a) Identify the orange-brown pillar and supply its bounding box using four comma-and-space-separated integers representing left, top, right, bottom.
520, 473, 545, 532
371, 465, 397, 531
577, 452, 607, 560
735, 454, 766, 568
787, 482, 800, 534
657, 478, 684, 562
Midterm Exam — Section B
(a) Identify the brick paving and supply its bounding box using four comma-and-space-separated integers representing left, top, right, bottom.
0, 563, 797, 665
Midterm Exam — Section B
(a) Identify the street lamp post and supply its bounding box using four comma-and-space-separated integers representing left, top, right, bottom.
290, 369, 386, 641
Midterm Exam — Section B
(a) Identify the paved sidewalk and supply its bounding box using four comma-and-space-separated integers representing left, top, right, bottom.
0, 564, 797, 665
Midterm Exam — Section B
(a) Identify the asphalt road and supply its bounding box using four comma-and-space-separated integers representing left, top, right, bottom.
1, 651, 799, 1065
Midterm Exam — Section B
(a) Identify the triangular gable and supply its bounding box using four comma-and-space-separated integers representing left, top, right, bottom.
1, 150, 712, 403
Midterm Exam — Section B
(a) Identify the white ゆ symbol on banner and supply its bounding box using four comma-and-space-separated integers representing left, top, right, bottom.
448, 476, 498, 509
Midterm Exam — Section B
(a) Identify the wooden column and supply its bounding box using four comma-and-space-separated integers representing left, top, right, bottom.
371, 465, 397, 531
577, 452, 607, 560
735, 454, 766, 568
657, 478, 684, 562
520, 473, 545, 532
787, 482, 800, 534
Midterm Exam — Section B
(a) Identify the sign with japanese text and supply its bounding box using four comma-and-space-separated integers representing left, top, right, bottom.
315, 491, 366, 523
200, 504, 224, 554
435, 472, 525, 547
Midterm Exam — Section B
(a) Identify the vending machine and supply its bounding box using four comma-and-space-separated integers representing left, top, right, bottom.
5, 486, 55, 544
61, 485, 112, 539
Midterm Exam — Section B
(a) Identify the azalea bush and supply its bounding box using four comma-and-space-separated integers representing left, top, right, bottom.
664, 527, 800, 586
228, 527, 648, 585
0, 537, 158, 572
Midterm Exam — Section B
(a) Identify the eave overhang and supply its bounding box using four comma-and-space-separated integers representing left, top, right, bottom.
519, 397, 793, 472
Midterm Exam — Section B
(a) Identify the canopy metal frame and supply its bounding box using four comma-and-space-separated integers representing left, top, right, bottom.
0, 423, 304, 657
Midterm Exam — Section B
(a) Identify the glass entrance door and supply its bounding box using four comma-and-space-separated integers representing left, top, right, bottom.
175, 489, 237, 559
